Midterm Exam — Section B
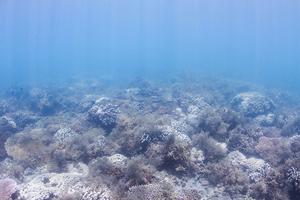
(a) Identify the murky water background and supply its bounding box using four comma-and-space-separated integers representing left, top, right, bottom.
0, 0, 300, 90
1, 2, 300, 199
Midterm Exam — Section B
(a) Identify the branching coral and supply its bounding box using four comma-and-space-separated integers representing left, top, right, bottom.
138, 128, 167, 153
87, 98, 118, 133
287, 167, 300, 190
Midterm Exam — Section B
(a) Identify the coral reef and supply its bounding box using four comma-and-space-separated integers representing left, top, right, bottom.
0, 77, 299, 199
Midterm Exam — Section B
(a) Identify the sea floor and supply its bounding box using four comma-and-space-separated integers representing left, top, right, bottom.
0, 76, 300, 200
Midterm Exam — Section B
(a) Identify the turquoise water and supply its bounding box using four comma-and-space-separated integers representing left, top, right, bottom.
0, 1, 300, 88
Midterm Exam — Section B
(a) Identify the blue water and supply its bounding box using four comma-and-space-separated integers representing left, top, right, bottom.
0, 0, 300, 90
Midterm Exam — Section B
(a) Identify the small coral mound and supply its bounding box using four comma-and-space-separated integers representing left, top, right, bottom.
88, 98, 118, 133
231, 92, 274, 117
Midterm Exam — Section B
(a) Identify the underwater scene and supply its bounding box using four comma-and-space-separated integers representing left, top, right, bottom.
1, 1, 300, 200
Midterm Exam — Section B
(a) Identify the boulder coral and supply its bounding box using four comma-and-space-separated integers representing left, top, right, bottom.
231, 92, 274, 117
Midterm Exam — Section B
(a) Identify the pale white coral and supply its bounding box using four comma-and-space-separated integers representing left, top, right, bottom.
53, 127, 78, 145
226, 151, 265, 170
225, 151, 271, 182
190, 147, 204, 163
88, 98, 119, 132
255, 113, 276, 126
214, 141, 228, 154
231, 92, 274, 117
162, 119, 190, 136
106, 153, 128, 167
19, 163, 113, 200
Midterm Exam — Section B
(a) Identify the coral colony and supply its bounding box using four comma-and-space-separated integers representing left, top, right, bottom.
0, 77, 300, 200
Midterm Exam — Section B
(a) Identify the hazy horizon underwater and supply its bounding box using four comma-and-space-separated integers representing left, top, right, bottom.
0, 1, 300, 200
